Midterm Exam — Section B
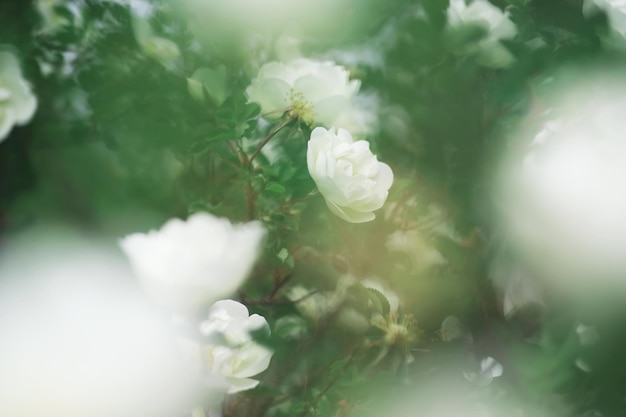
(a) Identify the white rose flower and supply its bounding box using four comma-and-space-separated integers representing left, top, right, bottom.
200, 300, 273, 394
307, 127, 393, 223
120, 213, 265, 313
0, 50, 37, 142
446, 0, 517, 68
245, 58, 360, 126
584, 0, 626, 37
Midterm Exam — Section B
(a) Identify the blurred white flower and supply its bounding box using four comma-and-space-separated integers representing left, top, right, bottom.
0, 50, 37, 142
441, 316, 473, 343
120, 213, 265, 313
447, 0, 517, 68
287, 281, 370, 333
385, 228, 448, 272
463, 356, 503, 386
0, 233, 199, 417
584, 0, 626, 37
287, 285, 331, 322
307, 127, 393, 223
246, 59, 360, 126
287, 275, 369, 334
274, 34, 303, 62
200, 300, 273, 394
332, 92, 379, 139
497, 75, 626, 289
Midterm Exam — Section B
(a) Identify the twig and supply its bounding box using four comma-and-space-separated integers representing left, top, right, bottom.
244, 116, 295, 219
247, 117, 294, 169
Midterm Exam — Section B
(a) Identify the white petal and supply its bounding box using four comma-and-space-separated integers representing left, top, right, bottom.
209, 300, 250, 322
313, 95, 350, 126
481, 356, 503, 378
0, 88, 11, 101
0, 108, 15, 141
229, 344, 273, 378
375, 162, 394, 192
225, 377, 259, 394
325, 199, 375, 223
315, 174, 350, 207
246, 78, 291, 117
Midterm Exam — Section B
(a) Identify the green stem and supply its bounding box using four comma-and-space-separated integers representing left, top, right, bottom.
244, 116, 296, 219
246, 116, 295, 170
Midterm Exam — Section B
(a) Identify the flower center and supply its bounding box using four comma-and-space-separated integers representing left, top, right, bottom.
286, 90, 315, 125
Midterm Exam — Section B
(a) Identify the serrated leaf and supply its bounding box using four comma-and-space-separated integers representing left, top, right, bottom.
365, 287, 391, 316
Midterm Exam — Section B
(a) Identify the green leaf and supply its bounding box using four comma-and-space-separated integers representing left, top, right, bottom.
365, 287, 391, 316
243, 102, 261, 119
188, 129, 232, 154
266, 182, 286, 194
277, 247, 289, 262
207, 127, 234, 142
186, 77, 204, 103
274, 315, 308, 340
188, 66, 229, 106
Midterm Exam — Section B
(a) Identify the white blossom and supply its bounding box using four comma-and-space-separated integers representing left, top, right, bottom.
200, 300, 273, 394
246, 59, 360, 126
0, 235, 199, 417
497, 76, 626, 287
0, 50, 37, 142
120, 213, 265, 313
446, 0, 517, 68
307, 127, 393, 223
